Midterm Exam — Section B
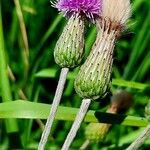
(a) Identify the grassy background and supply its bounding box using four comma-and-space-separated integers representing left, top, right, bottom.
0, 0, 150, 149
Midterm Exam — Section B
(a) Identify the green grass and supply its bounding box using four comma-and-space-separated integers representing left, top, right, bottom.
0, 100, 148, 127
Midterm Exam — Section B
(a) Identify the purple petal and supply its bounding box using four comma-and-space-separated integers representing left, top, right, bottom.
54, 0, 102, 20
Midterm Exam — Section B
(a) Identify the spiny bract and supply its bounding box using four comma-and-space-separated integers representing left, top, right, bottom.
54, 14, 84, 68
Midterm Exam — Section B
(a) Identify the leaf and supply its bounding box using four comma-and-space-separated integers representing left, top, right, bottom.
112, 79, 149, 90
34, 68, 77, 80
123, 11, 150, 79
0, 9, 18, 133
35, 68, 149, 90
34, 68, 57, 78
0, 100, 148, 127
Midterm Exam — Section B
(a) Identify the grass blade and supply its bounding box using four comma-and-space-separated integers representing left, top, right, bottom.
0, 5, 18, 133
0, 100, 148, 127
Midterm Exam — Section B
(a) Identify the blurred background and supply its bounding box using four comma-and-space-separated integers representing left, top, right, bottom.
0, 0, 150, 149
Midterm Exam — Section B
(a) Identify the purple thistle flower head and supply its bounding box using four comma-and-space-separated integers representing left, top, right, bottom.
53, 0, 102, 21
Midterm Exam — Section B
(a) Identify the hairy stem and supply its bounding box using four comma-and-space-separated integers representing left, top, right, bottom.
38, 67, 69, 150
126, 125, 150, 150
62, 99, 91, 150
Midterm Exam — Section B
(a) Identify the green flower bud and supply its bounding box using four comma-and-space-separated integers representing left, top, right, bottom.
85, 123, 110, 143
75, 26, 116, 99
54, 14, 84, 68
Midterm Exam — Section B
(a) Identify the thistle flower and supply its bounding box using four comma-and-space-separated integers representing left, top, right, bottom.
101, 0, 131, 25
62, 0, 131, 149
53, 0, 102, 68
39, 0, 102, 149
75, 0, 131, 100
54, 0, 102, 21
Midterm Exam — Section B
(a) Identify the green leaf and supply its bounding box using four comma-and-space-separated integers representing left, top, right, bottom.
34, 68, 57, 78
0, 7, 18, 133
0, 100, 148, 127
123, 11, 150, 79
35, 68, 149, 90
112, 79, 149, 90
34, 68, 77, 80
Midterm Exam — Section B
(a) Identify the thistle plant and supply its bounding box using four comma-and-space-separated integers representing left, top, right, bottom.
38, 0, 101, 149
82, 91, 132, 149
62, 0, 131, 149
1, 0, 150, 149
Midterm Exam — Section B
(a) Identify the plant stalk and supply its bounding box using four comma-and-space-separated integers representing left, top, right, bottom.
126, 125, 150, 150
14, 0, 29, 58
0, 3, 18, 133
14, 0, 29, 83
62, 99, 91, 150
38, 67, 69, 150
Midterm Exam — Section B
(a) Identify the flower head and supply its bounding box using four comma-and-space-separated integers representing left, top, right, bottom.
53, 0, 102, 21
54, 14, 84, 68
74, 29, 114, 100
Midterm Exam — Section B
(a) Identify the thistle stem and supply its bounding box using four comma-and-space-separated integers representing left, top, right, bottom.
62, 99, 91, 150
38, 67, 69, 150
126, 125, 150, 150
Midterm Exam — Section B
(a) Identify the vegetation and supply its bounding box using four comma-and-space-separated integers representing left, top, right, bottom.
0, 0, 150, 149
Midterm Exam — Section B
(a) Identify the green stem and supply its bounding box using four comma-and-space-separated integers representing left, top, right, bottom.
0, 4, 18, 133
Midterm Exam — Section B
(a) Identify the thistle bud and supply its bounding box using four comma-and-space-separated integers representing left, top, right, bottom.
74, 28, 115, 99
85, 123, 110, 143
54, 14, 84, 68
74, 0, 131, 100
53, 0, 102, 68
